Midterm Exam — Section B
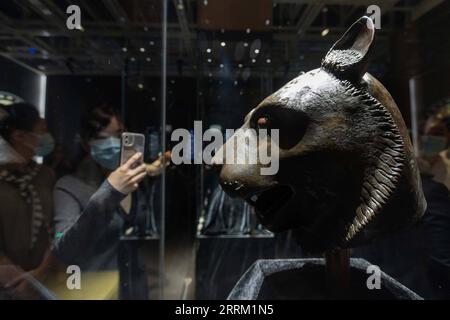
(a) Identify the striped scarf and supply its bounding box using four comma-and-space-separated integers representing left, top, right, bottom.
0, 162, 47, 249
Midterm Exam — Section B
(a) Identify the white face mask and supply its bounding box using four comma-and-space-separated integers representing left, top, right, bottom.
0, 136, 25, 164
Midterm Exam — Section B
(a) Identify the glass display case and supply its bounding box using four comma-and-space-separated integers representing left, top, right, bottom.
0, 0, 449, 301
0, 0, 167, 300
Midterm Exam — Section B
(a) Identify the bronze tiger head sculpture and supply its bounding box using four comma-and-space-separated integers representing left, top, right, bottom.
213, 17, 426, 253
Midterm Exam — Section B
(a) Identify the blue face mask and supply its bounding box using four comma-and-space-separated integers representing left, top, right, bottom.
34, 133, 55, 157
421, 135, 447, 157
90, 137, 121, 170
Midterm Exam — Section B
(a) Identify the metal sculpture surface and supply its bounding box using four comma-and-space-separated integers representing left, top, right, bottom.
214, 17, 426, 253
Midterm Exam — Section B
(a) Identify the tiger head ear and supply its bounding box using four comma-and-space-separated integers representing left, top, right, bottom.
321, 16, 375, 82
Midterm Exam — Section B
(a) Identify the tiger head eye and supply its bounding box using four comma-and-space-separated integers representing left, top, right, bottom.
257, 117, 268, 127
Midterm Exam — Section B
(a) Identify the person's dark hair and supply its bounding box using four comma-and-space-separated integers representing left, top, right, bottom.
80, 105, 121, 142
0, 103, 40, 142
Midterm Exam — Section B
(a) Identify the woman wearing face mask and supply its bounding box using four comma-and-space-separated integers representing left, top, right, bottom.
418, 106, 450, 298
419, 108, 450, 190
52, 105, 166, 299
0, 103, 56, 298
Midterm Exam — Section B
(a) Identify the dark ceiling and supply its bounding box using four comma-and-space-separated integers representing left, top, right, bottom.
0, 0, 446, 78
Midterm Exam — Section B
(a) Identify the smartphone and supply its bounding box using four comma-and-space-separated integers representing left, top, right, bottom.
120, 132, 146, 168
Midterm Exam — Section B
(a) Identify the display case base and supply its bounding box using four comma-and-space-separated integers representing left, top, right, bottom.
227, 258, 422, 300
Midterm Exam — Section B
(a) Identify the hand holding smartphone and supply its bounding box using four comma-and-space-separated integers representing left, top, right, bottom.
120, 132, 146, 168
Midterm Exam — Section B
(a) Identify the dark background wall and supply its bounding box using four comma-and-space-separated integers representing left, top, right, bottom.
0, 56, 41, 106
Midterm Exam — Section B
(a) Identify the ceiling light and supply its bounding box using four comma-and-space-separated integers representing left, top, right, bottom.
219, 64, 224, 68
206, 48, 211, 53
138, 83, 144, 89
146, 57, 151, 62
246, 28, 251, 34
254, 49, 260, 54
207, 58, 212, 63
122, 47, 128, 52
266, 58, 271, 64
140, 47, 145, 52
321, 28, 330, 37
220, 42, 226, 47
251, 59, 256, 63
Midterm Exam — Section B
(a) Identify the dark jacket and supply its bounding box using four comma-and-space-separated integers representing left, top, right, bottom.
52, 157, 158, 299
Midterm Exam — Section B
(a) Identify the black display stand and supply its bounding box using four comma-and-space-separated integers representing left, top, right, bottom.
227, 258, 422, 300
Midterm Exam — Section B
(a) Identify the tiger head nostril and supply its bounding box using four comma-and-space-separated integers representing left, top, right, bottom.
222, 180, 245, 192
